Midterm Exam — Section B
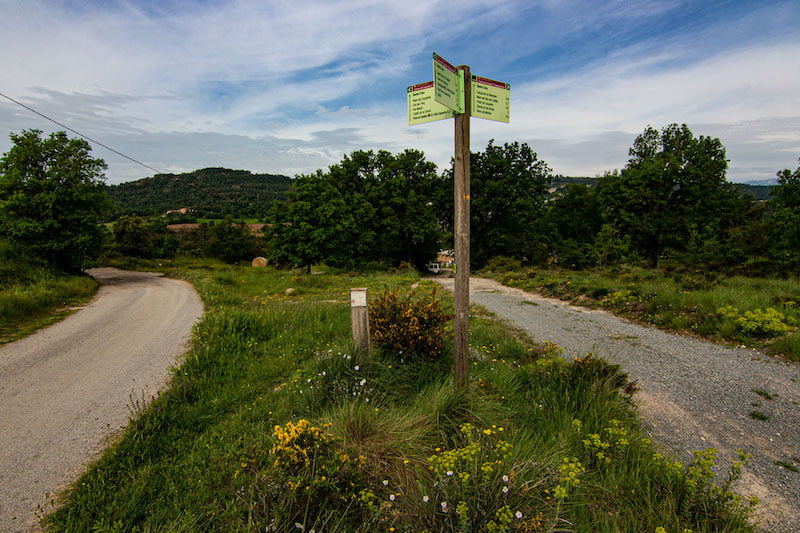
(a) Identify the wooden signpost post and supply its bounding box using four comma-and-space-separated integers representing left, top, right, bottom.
408, 53, 510, 389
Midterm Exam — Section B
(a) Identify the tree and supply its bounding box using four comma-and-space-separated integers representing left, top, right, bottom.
0, 130, 111, 270
266, 149, 443, 269
598, 124, 735, 267
440, 140, 552, 268
767, 159, 800, 266
113, 214, 153, 257
544, 183, 603, 267
205, 218, 257, 263
266, 174, 360, 270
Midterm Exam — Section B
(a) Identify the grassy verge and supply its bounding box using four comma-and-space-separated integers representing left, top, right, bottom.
0, 239, 98, 343
485, 264, 800, 362
45, 262, 758, 531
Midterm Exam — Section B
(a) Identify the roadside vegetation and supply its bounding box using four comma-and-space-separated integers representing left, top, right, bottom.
45, 260, 758, 531
0, 238, 97, 343
479, 259, 800, 362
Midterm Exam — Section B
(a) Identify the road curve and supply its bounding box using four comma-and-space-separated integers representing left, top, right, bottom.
434, 276, 800, 533
0, 268, 203, 532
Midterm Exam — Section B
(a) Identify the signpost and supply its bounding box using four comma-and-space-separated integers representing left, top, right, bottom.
408, 53, 510, 390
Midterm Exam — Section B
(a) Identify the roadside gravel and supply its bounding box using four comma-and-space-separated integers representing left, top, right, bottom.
433, 276, 800, 533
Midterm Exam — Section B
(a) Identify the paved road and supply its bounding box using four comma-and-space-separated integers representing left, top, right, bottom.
0, 268, 203, 532
434, 276, 800, 533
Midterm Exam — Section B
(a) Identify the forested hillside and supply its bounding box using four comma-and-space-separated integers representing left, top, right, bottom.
106, 167, 291, 220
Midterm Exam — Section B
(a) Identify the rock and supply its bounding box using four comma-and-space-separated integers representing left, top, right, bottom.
251, 256, 267, 267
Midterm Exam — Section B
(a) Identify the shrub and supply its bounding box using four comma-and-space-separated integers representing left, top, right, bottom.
483, 256, 523, 273
717, 306, 792, 338
369, 289, 448, 358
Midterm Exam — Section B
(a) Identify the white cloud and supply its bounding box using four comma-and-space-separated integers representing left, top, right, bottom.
1, 0, 798, 184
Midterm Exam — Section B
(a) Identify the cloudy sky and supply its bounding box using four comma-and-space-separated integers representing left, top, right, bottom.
2, 0, 799, 184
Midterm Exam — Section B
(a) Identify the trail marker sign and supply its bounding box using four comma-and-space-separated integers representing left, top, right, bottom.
433, 53, 464, 113
471, 75, 510, 123
407, 81, 455, 125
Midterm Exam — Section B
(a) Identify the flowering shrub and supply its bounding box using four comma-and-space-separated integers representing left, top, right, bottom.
605, 290, 640, 308
572, 417, 757, 527
259, 419, 368, 527
369, 289, 448, 358
717, 306, 793, 338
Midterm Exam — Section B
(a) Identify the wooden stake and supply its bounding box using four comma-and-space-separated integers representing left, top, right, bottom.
350, 288, 370, 360
454, 65, 471, 389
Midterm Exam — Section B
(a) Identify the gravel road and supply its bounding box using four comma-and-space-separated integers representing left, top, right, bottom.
434, 276, 800, 533
0, 268, 203, 532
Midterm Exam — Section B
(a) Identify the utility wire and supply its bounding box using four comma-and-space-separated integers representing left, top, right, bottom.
0, 90, 161, 174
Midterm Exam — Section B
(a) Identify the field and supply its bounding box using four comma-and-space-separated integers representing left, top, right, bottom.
43, 260, 757, 532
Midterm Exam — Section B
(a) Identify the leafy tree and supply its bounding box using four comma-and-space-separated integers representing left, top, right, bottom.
440, 140, 552, 268
368, 150, 442, 266
266, 175, 360, 270
205, 218, 257, 263
545, 183, 603, 267
266, 149, 443, 269
0, 130, 111, 270
113, 214, 152, 257
767, 159, 800, 266
598, 124, 735, 267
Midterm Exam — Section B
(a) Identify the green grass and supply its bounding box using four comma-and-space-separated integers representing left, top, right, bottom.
487, 265, 800, 362
45, 261, 758, 532
0, 239, 98, 343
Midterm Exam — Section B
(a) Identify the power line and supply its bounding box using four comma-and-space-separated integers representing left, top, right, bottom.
0, 90, 161, 174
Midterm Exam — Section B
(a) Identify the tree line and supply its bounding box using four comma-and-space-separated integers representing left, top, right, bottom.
265, 124, 799, 272
1, 127, 798, 273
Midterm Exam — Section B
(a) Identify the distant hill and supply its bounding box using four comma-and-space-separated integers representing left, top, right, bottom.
107, 167, 292, 220
734, 184, 774, 201
549, 176, 775, 201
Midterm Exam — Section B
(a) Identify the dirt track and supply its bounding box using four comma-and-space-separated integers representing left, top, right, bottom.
0, 268, 203, 532
434, 276, 800, 533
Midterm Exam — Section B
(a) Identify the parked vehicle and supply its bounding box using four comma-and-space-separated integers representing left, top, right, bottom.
426, 262, 442, 274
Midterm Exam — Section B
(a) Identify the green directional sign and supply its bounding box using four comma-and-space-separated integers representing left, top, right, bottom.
408, 81, 455, 125
433, 52, 464, 114
471, 75, 510, 123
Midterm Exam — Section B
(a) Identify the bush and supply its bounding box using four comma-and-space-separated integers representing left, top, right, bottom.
717, 306, 792, 338
483, 256, 523, 273
369, 289, 448, 358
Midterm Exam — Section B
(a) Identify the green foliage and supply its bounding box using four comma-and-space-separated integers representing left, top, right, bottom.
112, 214, 153, 257
482, 256, 523, 273
0, 129, 111, 270
267, 149, 442, 269
598, 124, 746, 267
439, 140, 553, 268
767, 159, 800, 267
544, 183, 604, 267
717, 306, 792, 338
106, 167, 291, 219
369, 288, 448, 358
204, 218, 257, 263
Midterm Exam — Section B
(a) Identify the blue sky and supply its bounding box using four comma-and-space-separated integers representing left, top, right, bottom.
1, 0, 799, 184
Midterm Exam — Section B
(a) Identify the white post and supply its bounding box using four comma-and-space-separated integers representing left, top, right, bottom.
350, 288, 370, 359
